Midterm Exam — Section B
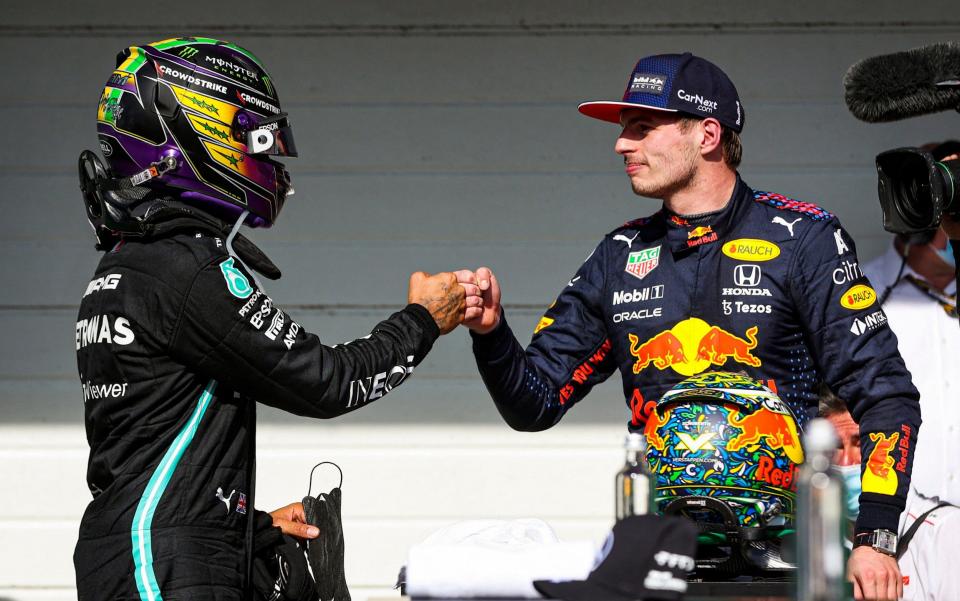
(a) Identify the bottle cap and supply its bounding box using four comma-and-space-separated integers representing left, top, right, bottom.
802, 418, 839, 454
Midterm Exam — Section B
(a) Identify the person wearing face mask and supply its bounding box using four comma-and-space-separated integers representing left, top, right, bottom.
820, 387, 958, 601
863, 140, 960, 506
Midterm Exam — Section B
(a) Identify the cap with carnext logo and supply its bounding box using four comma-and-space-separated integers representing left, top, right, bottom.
579, 52, 745, 132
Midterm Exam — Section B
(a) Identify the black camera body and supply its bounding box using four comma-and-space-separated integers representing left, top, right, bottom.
876, 147, 960, 236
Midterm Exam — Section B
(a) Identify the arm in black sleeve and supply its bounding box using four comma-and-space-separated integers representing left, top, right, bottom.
470, 241, 617, 431
169, 255, 440, 418
791, 218, 921, 534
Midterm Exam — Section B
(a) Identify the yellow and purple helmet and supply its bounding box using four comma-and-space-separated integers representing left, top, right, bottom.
644, 372, 804, 540
96, 37, 296, 227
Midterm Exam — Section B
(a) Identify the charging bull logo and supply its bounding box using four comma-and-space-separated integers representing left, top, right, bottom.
726, 401, 804, 465
643, 406, 671, 452
628, 318, 761, 377
863, 432, 899, 495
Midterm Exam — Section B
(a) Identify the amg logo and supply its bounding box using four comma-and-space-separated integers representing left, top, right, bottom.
613, 285, 665, 305
722, 288, 772, 296
84, 273, 122, 297
347, 355, 415, 408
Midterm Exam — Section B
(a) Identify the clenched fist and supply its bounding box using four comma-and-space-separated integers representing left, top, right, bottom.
409, 271, 467, 335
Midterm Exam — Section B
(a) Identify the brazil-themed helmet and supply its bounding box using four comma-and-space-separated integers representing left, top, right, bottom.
644, 372, 804, 545
96, 37, 296, 227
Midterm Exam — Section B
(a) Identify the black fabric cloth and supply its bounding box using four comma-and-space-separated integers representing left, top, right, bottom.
74, 208, 439, 601
471, 176, 921, 535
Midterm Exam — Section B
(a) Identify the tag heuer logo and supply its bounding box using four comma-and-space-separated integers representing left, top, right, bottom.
625, 246, 661, 280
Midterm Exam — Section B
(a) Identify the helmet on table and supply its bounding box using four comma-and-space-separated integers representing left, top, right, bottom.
643, 371, 805, 573
90, 36, 296, 232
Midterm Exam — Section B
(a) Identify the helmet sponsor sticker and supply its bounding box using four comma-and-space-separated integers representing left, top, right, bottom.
722, 239, 780, 262
220, 257, 253, 299
840, 284, 876, 310
625, 246, 661, 280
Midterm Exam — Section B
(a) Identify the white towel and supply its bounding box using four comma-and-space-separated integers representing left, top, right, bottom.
405, 519, 595, 599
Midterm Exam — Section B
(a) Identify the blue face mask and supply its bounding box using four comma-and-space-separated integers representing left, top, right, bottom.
934, 240, 956, 268
831, 464, 861, 520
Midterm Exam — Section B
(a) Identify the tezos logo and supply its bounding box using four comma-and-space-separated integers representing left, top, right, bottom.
220, 257, 253, 299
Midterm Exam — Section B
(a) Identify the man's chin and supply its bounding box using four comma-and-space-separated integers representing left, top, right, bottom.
629, 182, 666, 200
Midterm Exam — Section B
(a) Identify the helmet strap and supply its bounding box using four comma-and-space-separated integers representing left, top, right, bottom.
226, 209, 263, 291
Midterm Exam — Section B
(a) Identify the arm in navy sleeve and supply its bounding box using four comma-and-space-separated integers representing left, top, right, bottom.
169, 255, 440, 418
470, 241, 617, 431
791, 218, 921, 534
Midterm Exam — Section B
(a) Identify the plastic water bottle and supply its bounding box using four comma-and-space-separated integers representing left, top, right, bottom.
615, 433, 654, 519
797, 418, 847, 601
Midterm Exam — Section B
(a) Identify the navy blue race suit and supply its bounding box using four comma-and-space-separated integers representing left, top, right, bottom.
74, 205, 439, 601
471, 176, 920, 536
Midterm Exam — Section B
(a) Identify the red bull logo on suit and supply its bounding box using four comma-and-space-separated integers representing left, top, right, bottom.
628, 317, 761, 377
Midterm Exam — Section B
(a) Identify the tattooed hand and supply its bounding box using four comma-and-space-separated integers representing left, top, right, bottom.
408, 271, 470, 334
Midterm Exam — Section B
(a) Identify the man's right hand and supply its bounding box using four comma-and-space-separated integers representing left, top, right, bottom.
455, 267, 502, 334
408, 271, 467, 335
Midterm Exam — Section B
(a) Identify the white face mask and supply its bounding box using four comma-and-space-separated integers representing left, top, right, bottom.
830, 464, 861, 520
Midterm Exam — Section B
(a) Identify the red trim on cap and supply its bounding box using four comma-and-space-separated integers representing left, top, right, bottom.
578, 101, 678, 124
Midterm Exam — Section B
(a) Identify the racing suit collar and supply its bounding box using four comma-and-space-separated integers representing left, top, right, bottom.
662, 175, 750, 255
129, 198, 283, 280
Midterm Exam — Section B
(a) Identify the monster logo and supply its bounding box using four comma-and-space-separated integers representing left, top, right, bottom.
863, 432, 900, 495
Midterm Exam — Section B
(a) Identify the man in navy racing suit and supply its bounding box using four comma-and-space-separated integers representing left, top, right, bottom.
457, 53, 919, 601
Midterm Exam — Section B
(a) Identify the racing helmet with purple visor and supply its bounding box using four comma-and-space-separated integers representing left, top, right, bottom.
96, 37, 296, 227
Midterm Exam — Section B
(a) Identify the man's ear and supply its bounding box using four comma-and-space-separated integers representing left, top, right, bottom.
699, 118, 723, 156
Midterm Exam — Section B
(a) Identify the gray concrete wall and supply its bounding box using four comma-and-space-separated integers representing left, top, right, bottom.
2, 2, 958, 599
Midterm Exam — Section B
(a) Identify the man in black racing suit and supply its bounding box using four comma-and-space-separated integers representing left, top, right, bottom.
75, 38, 475, 601
457, 53, 919, 601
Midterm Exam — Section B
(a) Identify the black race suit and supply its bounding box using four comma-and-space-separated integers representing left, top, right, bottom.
74, 209, 438, 601
471, 176, 921, 537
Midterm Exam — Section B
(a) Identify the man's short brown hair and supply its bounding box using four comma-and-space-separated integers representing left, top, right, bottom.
678, 116, 742, 169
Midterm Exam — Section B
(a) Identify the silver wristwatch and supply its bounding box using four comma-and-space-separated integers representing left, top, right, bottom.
854, 528, 898, 556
